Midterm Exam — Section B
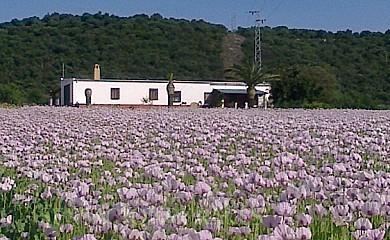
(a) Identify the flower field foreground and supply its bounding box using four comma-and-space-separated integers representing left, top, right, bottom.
0, 106, 389, 240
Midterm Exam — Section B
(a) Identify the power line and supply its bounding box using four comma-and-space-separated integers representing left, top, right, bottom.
260, 0, 267, 12
266, 0, 285, 19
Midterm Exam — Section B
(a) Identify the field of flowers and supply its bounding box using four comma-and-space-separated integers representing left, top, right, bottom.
0, 106, 389, 240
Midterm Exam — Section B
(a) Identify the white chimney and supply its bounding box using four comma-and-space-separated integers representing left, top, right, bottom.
93, 64, 100, 80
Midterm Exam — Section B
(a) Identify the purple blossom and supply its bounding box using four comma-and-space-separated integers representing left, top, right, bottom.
172, 212, 187, 227
354, 218, 372, 231
1, 107, 390, 240
296, 213, 313, 227
60, 223, 73, 233
273, 224, 296, 240
0, 215, 12, 228
44, 227, 57, 238
152, 229, 167, 240
262, 215, 282, 228
361, 202, 381, 217
295, 227, 312, 240
194, 181, 211, 195
274, 202, 297, 217
73, 234, 97, 240
352, 229, 386, 240
204, 217, 221, 233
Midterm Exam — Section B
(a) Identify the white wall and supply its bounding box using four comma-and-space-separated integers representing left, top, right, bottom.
61, 79, 271, 106
71, 80, 215, 106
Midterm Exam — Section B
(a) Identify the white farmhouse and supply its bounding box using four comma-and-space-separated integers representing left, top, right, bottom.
60, 64, 270, 108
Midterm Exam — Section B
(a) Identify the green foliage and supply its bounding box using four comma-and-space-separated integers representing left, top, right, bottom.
227, 62, 279, 88
226, 62, 279, 107
0, 13, 227, 105
271, 66, 336, 108
238, 27, 390, 109
0, 13, 389, 109
0, 83, 25, 105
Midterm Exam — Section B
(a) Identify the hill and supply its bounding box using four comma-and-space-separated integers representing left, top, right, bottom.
0, 12, 389, 109
237, 27, 390, 109
0, 13, 227, 104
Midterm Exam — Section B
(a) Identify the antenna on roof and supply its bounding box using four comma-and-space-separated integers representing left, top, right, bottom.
248, 10, 266, 68
62, 63, 65, 79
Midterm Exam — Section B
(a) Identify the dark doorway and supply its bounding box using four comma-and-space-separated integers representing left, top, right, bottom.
64, 84, 71, 106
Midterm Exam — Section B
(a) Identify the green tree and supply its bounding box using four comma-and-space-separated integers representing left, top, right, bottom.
227, 62, 279, 107
0, 83, 25, 105
271, 66, 337, 108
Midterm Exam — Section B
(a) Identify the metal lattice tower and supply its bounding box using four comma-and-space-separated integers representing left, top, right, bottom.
249, 11, 265, 68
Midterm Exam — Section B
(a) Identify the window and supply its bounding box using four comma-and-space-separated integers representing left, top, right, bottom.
173, 91, 181, 102
111, 88, 120, 100
149, 88, 158, 101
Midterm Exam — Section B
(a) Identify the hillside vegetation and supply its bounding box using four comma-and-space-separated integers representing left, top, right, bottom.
238, 27, 390, 109
0, 12, 389, 109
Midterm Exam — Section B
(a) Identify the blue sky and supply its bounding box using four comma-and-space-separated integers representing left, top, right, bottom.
1, 0, 389, 33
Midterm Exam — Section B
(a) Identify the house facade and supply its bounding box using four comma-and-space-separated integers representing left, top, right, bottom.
60, 65, 270, 108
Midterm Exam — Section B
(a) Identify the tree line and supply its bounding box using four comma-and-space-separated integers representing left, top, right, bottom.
0, 12, 389, 109
238, 27, 390, 109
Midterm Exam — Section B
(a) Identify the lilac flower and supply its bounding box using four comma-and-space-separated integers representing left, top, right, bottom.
172, 212, 187, 227
55, 213, 62, 222
295, 227, 312, 240
41, 174, 52, 183
40, 189, 53, 200
73, 234, 97, 240
2, 107, 390, 240
352, 229, 386, 240
21, 232, 29, 239
235, 209, 252, 223
152, 229, 167, 240
38, 221, 51, 230
72, 197, 87, 208
273, 224, 296, 240
128, 229, 143, 240
60, 224, 73, 234
275, 172, 289, 185
117, 187, 139, 201
197, 230, 213, 240
44, 227, 57, 238
274, 202, 297, 217
361, 202, 381, 217
204, 217, 221, 233
330, 204, 350, 217
354, 218, 372, 231
0, 215, 12, 228
177, 191, 193, 203
162, 176, 183, 192
262, 215, 282, 228
146, 191, 165, 205
108, 208, 121, 222
283, 185, 302, 200
238, 226, 251, 236
228, 227, 241, 237
194, 181, 211, 195
296, 213, 313, 227
258, 235, 279, 240
307, 204, 327, 217
0, 177, 15, 192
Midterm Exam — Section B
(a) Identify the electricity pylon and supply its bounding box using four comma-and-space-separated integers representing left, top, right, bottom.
248, 11, 266, 68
